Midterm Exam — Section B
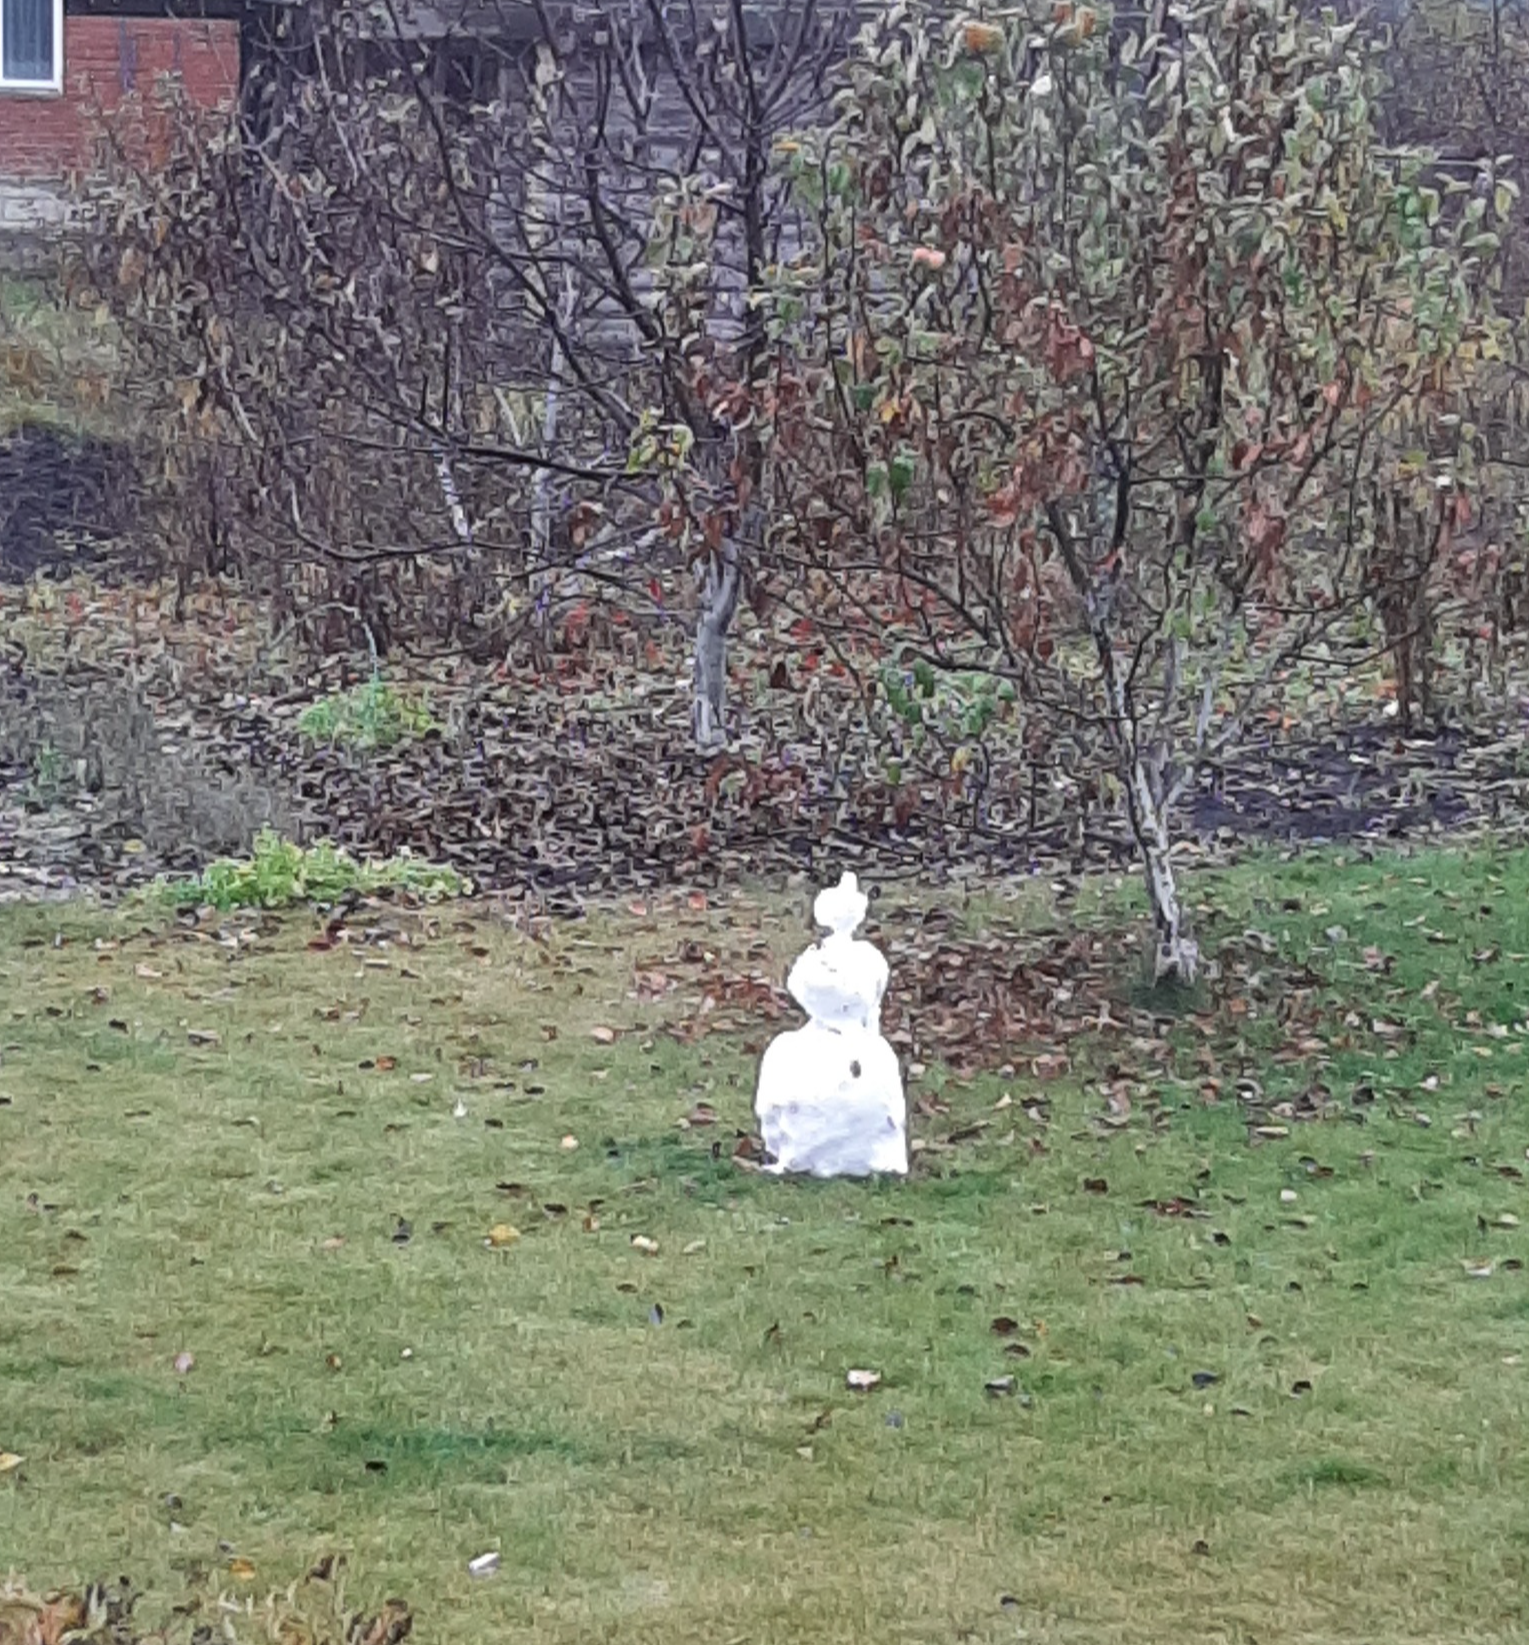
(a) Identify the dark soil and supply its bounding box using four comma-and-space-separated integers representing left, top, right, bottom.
1187, 723, 1510, 844
0, 425, 137, 581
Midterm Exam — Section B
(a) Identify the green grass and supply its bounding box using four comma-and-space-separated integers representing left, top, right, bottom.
3, 848, 1529, 1642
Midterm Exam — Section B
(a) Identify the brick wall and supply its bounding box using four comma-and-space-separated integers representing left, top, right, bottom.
0, 15, 238, 180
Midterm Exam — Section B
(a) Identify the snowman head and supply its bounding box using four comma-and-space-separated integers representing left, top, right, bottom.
814, 871, 868, 939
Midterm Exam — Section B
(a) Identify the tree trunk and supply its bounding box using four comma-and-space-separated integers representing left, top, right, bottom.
692, 542, 741, 751
1126, 752, 1198, 984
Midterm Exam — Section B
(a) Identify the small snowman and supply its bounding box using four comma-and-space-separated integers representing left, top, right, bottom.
754, 871, 907, 1177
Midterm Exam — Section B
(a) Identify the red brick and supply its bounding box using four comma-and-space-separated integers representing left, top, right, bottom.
0, 16, 237, 179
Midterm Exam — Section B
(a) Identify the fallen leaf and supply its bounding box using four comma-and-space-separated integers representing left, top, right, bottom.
630, 1234, 660, 1255
172, 1351, 195, 1375
560, 1135, 580, 1151
0, 1452, 23, 1474
228, 1557, 256, 1581
186, 1029, 220, 1047
846, 1369, 882, 1391
984, 1376, 1017, 1397
590, 1025, 618, 1044
468, 1552, 500, 1579
486, 1224, 521, 1248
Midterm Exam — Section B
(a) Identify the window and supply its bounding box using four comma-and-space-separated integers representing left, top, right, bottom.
0, 0, 63, 92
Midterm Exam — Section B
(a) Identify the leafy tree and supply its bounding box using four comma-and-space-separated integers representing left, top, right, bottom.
750, 0, 1500, 978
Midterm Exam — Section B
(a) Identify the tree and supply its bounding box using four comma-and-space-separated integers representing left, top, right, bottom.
745, 0, 1499, 978
87, 0, 844, 743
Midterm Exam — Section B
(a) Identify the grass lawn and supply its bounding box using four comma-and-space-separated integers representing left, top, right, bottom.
3, 849, 1529, 1643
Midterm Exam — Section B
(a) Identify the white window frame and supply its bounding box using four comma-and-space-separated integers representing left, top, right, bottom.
0, 0, 64, 94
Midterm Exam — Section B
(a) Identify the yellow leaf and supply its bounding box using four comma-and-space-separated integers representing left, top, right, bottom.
962, 20, 1003, 52
590, 1025, 618, 1045
486, 1224, 521, 1248
0, 1452, 23, 1474
228, 1557, 256, 1581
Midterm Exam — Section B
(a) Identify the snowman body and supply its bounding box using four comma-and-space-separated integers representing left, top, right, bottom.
754, 873, 907, 1177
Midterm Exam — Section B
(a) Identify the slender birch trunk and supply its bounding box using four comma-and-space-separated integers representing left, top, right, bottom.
692, 537, 741, 750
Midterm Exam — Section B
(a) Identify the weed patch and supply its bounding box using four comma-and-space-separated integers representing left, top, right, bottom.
297, 678, 438, 752
158, 828, 466, 910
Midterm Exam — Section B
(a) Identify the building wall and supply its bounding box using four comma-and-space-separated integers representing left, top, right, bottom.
0, 15, 238, 180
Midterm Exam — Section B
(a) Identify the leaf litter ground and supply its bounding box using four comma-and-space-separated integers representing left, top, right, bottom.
3, 570, 1529, 903
4, 844, 1529, 1644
